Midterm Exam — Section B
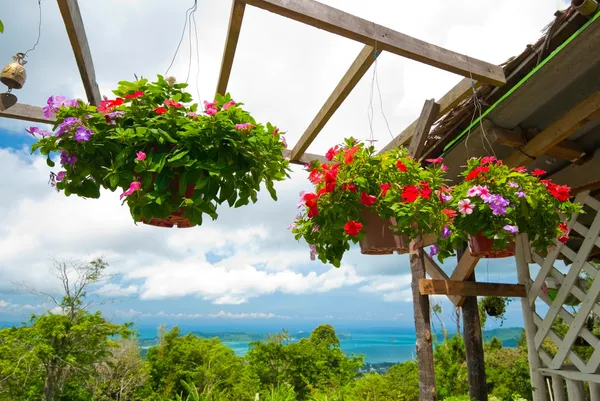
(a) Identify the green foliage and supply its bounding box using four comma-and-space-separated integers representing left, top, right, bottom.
292, 139, 450, 266
0, 20, 4, 33
480, 296, 509, 320
434, 335, 469, 399
31, 77, 290, 226
438, 156, 582, 258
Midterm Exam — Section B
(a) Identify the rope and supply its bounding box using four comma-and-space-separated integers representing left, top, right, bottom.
24, 0, 43, 56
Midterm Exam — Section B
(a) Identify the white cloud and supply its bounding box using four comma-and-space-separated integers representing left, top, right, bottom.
115, 309, 289, 320
208, 311, 289, 319
359, 274, 414, 303
96, 283, 139, 297
0, 300, 9, 309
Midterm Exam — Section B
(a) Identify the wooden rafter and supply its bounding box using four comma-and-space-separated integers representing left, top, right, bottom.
289, 45, 377, 161
378, 78, 480, 154
504, 88, 600, 167
419, 279, 526, 297
0, 103, 55, 125
56, 0, 101, 106
215, 0, 246, 96
407, 99, 440, 159
240, 0, 506, 86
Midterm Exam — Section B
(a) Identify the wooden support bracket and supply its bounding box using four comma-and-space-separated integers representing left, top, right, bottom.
215, 0, 246, 96
419, 279, 526, 297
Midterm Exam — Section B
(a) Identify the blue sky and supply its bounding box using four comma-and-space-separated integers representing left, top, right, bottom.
0, 0, 570, 331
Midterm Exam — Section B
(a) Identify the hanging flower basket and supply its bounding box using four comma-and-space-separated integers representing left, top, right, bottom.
467, 232, 515, 258
359, 209, 408, 255
30, 76, 290, 227
481, 296, 507, 318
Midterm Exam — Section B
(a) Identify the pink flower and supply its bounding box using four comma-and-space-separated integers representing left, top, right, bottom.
56, 171, 66, 182
205, 107, 217, 116
236, 123, 254, 131
136, 151, 146, 161
120, 181, 142, 200
458, 199, 474, 215
204, 100, 217, 109
441, 164, 448, 171
223, 100, 236, 110
187, 112, 198, 118
272, 127, 280, 136
280, 136, 287, 148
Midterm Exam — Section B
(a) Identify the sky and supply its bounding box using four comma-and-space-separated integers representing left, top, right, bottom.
0, 0, 572, 332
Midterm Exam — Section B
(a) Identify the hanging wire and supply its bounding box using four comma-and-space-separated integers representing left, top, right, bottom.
374, 61, 395, 141
366, 55, 377, 146
191, 8, 202, 102
164, 0, 198, 77
184, 0, 198, 83
24, 0, 43, 56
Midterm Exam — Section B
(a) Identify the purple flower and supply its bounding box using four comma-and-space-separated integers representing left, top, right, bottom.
516, 189, 526, 198
504, 225, 518, 235
441, 226, 452, 240
441, 193, 452, 203
26, 126, 51, 137
55, 117, 82, 136
64, 99, 80, 107
42, 105, 55, 119
108, 111, 125, 119
486, 194, 509, 215
287, 223, 297, 231
429, 244, 439, 257
74, 126, 93, 142
280, 136, 287, 148
56, 171, 66, 182
508, 181, 519, 188
309, 244, 318, 261
297, 191, 307, 208
59, 151, 77, 167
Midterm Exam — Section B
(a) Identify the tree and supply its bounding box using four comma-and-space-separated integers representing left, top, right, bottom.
87, 339, 148, 401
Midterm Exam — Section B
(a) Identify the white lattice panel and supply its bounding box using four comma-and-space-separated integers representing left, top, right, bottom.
527, 192, 600, 374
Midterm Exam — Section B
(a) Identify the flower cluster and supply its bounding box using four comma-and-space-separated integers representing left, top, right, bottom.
436, 156, 582, 260
31, 75, 290, 226
291, 139, 450, 266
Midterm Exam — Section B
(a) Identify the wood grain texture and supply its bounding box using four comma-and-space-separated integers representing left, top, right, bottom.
56, 0, 101, 105
215, 0, 246, 96
290, 45, 376, 161
0, 103, 55, 125
407, 99, 440, 160
418, 279, 526, 297
241, 0, 505, 85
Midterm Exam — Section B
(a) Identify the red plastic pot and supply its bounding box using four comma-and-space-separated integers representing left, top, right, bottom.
359, 209, 409, 255
142, 173, 196, 229
468, 232, 515, 258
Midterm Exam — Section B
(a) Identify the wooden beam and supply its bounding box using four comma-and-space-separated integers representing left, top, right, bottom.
407, 99, 440, 160
504, 88, 600, 167
282, 149, 327, 165
290, 45, 376, 161
240, 0, 505, 86
492, 125, 586, 162
56, 0, 101, 106
0, 103, 55, 125
550, 148, 600, 191
379, 78, 480, 154
423, 254, 459, 306
419, 279, 526, 297
449, 252, 481, 307
215, 0, 246, 96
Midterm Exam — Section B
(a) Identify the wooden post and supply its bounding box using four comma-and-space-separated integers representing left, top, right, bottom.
515, 234, 548, 401
409, 236, 436, 401
590, 382, 600, 401
551, 375, 565, 401
565, 379, 585, 401
458, 247, 488, 401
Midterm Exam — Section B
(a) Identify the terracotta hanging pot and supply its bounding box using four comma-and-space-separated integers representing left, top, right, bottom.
467, 232, 515, 258
359, 209, 409, 255
142, 173, 196, 228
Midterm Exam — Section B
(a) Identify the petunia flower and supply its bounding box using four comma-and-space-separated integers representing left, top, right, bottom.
402, 185, 419, 203
136, 152, 146, 161
187, 112, 198, 118
309, 244, 318, 261
120, 181, 142, 200
360, 192, 377, 207
441, 226, 452, 239
429, 245, 439, 257
236, 123, 255, 131
344, 220, 363, 236
164, 99, 183, 108
426, 157, 443, 164
223, 100, 236, 110
125, 91, 144, 99
280, 136, 287, 148
380, 183, 391, 197
326, 145, 339, 161
56, 171, 66, 182
74, 126, 93, 142
396, 160, 407, 172
504, 225, 518, 234
513, 166, 527, 173
154, 107, 167, 115
516, 189, 526, 198
531, 169, 546, 176
508, 181, 519, 188
26, 126, 51, 137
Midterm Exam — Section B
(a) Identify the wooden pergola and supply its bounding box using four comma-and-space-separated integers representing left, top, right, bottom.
7, 1, 600, 401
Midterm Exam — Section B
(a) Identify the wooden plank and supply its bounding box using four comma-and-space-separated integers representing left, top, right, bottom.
552, 375, 567, 401
419, 279, 526, 297
422, 254, 460, 306
504, 88, 600, 167
241, 0, 506, 86
0, 103, 55, 125
407, 99, 440, 160
408, 236, 436, 401
282, 149, 327, 165
539, 367, 600, 384
56, 0, 101, 106
491, 124, 586, 162
215, 0, 246, 96
566, 379, 586, 401
449, 251, 481, 307
379, 78, 478, 154
289, 45, 376, 161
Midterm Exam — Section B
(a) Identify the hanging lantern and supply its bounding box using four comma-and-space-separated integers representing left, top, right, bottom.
1, 52, 27, 90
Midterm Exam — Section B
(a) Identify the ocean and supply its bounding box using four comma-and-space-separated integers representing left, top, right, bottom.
134, 324, 523, 364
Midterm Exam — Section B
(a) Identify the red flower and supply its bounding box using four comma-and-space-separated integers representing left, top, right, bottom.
481, 156, 496, 164
380, 183, 391, 197
164, 99, 183, 108
420, 187, 432, 199
396, 160, 408, 172
125, 91, 144, 99
154, 107, 167, 115
532, 169, 546, 176
344, 146, 359, 163
426, 157, 443, 164
308, 168, 323, 184
344, 220, 363, 236
513, 166, 527, 173
342, 183, 357, 192
466, 166, 490, 181
326, 145, 340, 161
540, 179, 551, 188
442, 209, 457, 220
360, 192, 377, 207
108, 97, 124, 108
308, 207, 319, 218
559, 222, 569, 233
402, 185, 420, 203
550, 184, 571, 202
558, 235, 569, 244
318, 181, 336, 196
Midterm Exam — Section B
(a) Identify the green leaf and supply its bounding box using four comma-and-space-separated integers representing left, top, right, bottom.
46, 157, 55, 167
265, 180, 277, 201
168, 150, 189, 163
0, 20, 4, 34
